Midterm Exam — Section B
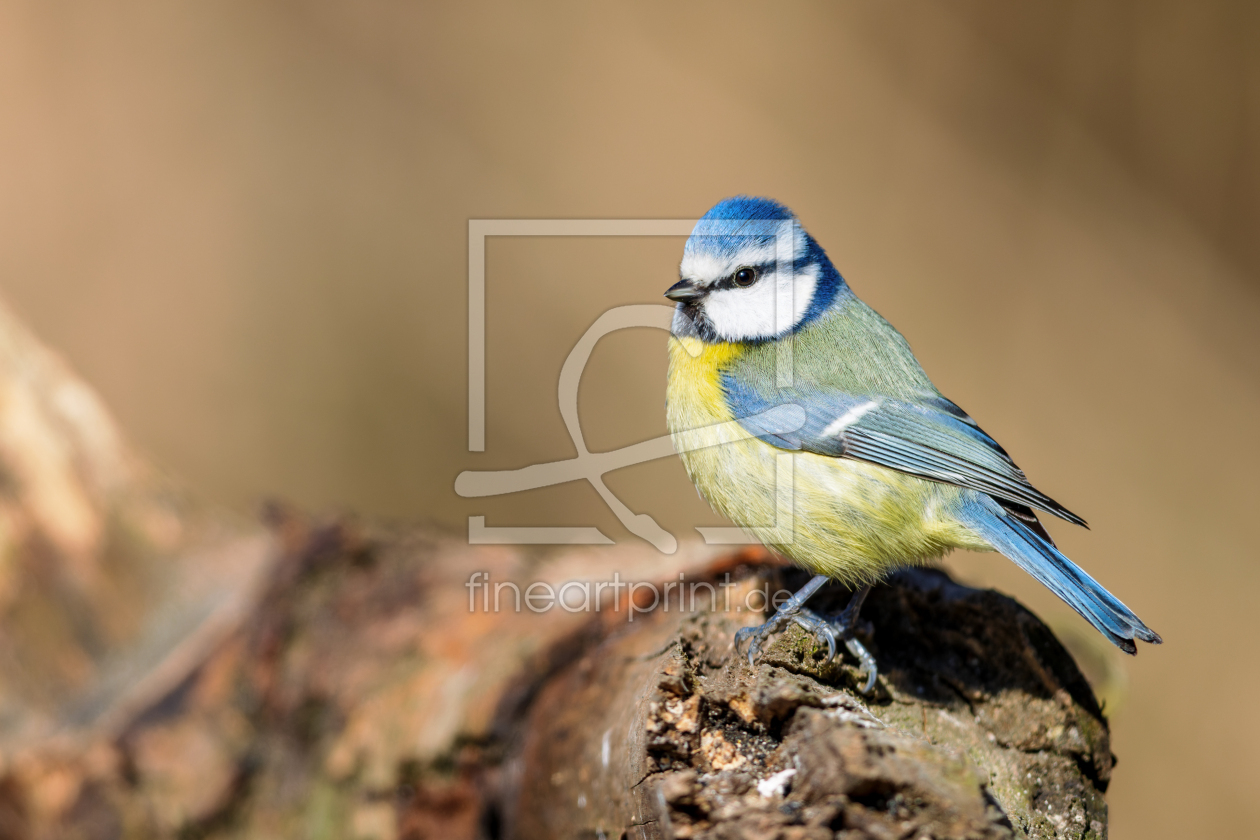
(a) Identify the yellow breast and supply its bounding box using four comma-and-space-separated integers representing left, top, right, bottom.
665, 336, 986, 584
665, 336, 739, 427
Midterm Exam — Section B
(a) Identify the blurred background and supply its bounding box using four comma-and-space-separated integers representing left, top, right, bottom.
0, 2, 1257, 837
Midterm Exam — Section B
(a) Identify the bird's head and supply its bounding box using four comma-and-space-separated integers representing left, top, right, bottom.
666, 196, 845, 343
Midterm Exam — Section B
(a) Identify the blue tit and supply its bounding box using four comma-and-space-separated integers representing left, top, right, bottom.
664, 196, 1159, 691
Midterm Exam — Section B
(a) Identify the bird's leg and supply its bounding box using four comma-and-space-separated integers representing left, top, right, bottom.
792, 584, 877, 694
733, 574, 829, 665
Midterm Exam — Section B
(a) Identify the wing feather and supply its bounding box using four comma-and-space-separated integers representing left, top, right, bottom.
722, 374, 1086, 527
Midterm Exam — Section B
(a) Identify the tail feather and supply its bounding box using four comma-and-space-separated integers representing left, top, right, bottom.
961, 499, 1161, 654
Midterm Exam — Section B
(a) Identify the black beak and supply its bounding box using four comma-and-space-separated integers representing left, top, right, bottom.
664, 279, 704, 304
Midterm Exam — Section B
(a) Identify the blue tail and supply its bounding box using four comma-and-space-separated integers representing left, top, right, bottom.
960, 498, 1161, 654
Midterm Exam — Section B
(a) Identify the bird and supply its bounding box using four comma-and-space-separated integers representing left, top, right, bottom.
663, 196, 1160, 692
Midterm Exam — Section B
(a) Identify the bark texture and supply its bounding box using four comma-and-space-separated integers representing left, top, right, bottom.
511, 564, 1111, 840
0, 515, 1112, 840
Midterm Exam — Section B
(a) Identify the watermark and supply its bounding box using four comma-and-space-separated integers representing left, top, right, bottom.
464, 571, 796, 621
456, 217, 803, 552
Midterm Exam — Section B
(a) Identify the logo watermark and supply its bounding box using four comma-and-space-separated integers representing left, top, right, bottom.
456, 217, 804, 552
465, 571, 796, 621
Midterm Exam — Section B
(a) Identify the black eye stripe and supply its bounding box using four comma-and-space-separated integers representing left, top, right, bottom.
715, 262, 775, 290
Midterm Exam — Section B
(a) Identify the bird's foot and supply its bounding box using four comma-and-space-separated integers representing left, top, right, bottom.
733, 608, 795, 665
733, 579, 878, 694
734, 574, 831, 665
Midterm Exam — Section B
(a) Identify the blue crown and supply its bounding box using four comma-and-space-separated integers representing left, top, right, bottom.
684, 196, 800, 261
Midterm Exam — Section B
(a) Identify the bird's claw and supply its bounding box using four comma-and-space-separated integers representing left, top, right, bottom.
735, 606, 878, 694
734, 611, 790, 665
844, 636, 878, 694
791, 611, 839, 662
795, 609, 877, 693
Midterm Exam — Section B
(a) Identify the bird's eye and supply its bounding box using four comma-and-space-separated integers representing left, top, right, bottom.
733, 266, 758, 287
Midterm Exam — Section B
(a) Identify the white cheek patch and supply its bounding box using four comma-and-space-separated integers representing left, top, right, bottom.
703, 262, 819, 342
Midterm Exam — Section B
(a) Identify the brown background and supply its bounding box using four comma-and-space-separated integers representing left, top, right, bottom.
1, 2, 1257, 837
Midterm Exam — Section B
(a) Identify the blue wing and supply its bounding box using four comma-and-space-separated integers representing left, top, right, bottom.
722, 373, 1087, 528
